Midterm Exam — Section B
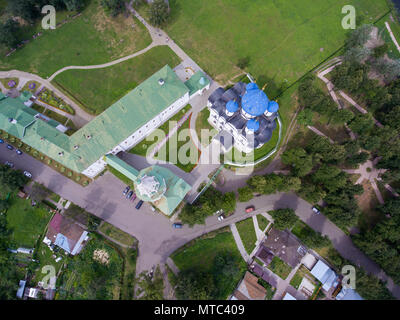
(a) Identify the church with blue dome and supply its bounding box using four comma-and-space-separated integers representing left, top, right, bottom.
207, 80, 279, 153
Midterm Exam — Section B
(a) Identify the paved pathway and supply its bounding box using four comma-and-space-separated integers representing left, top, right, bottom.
385, 21, 400, 53
307, 125, 334, 144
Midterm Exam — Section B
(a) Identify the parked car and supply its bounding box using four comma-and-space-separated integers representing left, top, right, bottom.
0, 139, 4, 144
312, 206, 321, 215
126, 190, 134, 200
135, 200, 144, 210
23, 171, 32, 178
245, 205, 255, 213
172, 223, 183, 229
6, 144, 13, 150
130, 193, 137, 202
4, 161, 14, 168
16, 149, 23, 155
217, 214, 225, 222
123, 186, 130, 196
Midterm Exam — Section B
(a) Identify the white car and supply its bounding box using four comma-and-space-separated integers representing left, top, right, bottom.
217, 214, 225, 221
23, 171, 32, 178
312, 206, 320, 214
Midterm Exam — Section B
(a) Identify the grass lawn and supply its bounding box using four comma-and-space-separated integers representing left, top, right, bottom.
267, 256, 292, 280
154, 113, 199, 172
236, 217, 257, 254
290, 269, 304, 290
0, 0, 152, 78
195, 108, 218, 147
99, 222, 138, 248
171, 228, 246, 299
257, 214, 270, 232
32, 242, 64, 285
21, 81, 41, 94
165, 0, 388, 87
6, 195, 53, 248
375, 15, 400, 59
0, 77, 19, 89
129, 104, 192, 156
53, 45, 181, 115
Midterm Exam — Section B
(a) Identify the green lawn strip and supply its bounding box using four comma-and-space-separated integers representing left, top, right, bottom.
99, 222, 137, 248
6, 195, 53, 248
256, 214, 270, 232
154, 114, 198, 173
31, 104, 46, 114
107, 165, 134, 188
165, 0, 388, 86
171, 228, 246, 299
195, 108, 217, 147
255, 276, 276, 300
119, 246, 138, 300
267, 256, 292, 280
43, 109, 70, 125
53, 45, 181, 115
0, 0, 152, 77
235, 217, 257, 254
129, 104, 192, 156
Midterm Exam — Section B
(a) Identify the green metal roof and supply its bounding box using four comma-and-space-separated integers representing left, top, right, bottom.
105, 154, 139, 181
0, 65, 191, 174
18, 91, 32, 103
184, 71, 210, 96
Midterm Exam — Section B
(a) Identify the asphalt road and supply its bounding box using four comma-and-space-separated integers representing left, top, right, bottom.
1, 142, 400, 299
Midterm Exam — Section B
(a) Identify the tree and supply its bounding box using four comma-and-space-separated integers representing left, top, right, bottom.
238, 186, 253, 202
247, 175, 267, 194
63, 0, 85, 11
136, 266, 164, 300
7, 0, 40, 23
212, 251, 241, 298
0, 19, 20, 49
348, 114, 374, 135
149, 0, 169, 27
175, 269, 215, 300
373, 43, 389, 58
346, 24, 373, 48
311, 164, 347, 193
297, 109, 313, 126
268, 208, 298, 231
0, 165, 29, 196
281, 148, 314, 177
100, 0, 125, 17
330, 109, 354, 125
0, 200, 9, 213
220, 192, 236, 214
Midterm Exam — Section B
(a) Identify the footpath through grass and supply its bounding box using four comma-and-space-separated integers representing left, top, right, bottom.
0, 0, 152, 78
236, 217, 257, 255
53, 46, 181, 115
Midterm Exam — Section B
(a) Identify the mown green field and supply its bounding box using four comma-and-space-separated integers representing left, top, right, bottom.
0, 0, 152, 77
53, 46, 181, 114
166, 0, 389, 87
6, 196, 53, 248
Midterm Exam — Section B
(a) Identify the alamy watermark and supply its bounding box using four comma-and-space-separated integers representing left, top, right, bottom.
41, 5, 56, 30
342, 5, 356, 30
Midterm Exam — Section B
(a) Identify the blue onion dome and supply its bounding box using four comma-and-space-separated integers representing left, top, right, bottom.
226, 100, 239, 113
246, 118, 260, 132
267, 100, 279, 113
242, 83, 270, 117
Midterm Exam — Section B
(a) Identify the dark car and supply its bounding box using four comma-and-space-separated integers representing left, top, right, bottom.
245, 205, 255, 213
130, 193, 137, 202
123, 186, 130, 196
135, 200, 144, 210
126, 190, 134, 200
0, 139, 4, 144
172, 223, 183, 229
4, 161, 14, 168
16, 149, 23, 155
6, 144, 13, 150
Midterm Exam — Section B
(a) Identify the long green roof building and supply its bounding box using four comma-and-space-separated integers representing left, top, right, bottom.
0, 65, 210, 178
